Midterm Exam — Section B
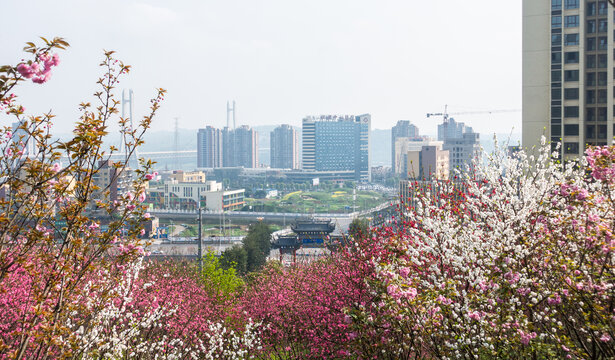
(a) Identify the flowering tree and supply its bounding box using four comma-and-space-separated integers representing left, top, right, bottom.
356, 140, 615, 359
0, 37, 164, 359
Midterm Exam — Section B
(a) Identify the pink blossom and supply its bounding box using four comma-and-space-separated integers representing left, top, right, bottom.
399, 267, 410, 278
518, 330, 537, 345
52, 163, 61, 172
143, 212, 151, 219
600, 333, 611, 342
468, 311, 481, 321
138, 191, 146, 202
16, 63, 34, 78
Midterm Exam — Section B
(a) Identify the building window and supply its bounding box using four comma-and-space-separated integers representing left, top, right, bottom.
552, 0, 562, 9
586, 124, 596, 138
598, 125, 607, 139
598, 54, 607, 68
564, 51, 579, 63
565, 0, 579, 9
552, 70, 562, 82
552, 124, 562, 136
564, 124, 579, 135
552, 52, 562, 63
599, 36, 608, 50
564, 106, 579, 117
552, 106, 562, 117
587, 37, 596, 51
564, 70, 579, 81
587, 108, 596, 121
587, 2, 596, 15
564, 142, 579, 154
553, 34, 563, 46
599, 19, 608, 33
552, 16, 563, 28
588, 20, 596, 33
598, 89, 607, 103
588, 55, 596, 69
564, 33, 579, 45
587, 90, 596, 104
552, 88, 562, 99
598, 107, 607, 121
564, 88, 579, 99
598, 72, 607, 86
565, 15, 580, 27
598, 1, 608, 14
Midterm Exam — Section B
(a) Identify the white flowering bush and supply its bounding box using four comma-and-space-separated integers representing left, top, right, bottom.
355, 139, 615, 359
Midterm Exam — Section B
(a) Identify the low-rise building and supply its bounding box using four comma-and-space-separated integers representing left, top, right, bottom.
147, 175, 245, 212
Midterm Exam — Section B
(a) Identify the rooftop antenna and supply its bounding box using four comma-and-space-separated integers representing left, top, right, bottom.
121, 89, 138, 166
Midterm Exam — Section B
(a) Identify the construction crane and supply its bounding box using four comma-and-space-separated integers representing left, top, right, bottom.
426, 105, 521, 123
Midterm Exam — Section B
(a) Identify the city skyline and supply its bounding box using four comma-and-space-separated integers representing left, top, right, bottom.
0, 0, 521, 137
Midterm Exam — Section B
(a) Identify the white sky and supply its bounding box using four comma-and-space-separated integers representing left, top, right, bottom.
0, 0, 522, 136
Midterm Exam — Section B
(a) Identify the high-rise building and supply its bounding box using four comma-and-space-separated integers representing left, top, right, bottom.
522, 0, 614, 156
437, 118, 480, 173
11, 121, 37, 158
302, 114, 371, 182
391, 120, 420, 172
232, 125, 258, 168
197, 126, 258, 169
270, 124, 299, 169
197, 126, 222, 168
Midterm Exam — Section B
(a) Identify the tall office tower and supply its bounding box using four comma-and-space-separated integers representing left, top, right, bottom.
302, 114, 371, 182
523, 0, 614, 157
270, 124, 299, 169
391, 120, 420, 172
197, 126, 223, 168
437, 118, 480, 172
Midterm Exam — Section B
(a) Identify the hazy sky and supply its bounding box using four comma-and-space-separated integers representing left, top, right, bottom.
0, 0, 522, 136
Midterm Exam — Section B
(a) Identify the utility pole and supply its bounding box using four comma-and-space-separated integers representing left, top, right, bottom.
198, 207, 203, 273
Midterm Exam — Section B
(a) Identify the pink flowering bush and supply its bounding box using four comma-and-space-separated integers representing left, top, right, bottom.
0, 38, 164, 359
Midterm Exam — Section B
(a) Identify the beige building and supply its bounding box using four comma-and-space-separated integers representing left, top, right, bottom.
394, 138, 443, 175
407, 145, 450, 180
523, 0, 614, 157
169, 170, 206, 183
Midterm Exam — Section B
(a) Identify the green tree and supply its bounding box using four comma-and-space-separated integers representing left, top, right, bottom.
242, 222, 272, 272
201, 252, 244, 299
220, 244, 248, 274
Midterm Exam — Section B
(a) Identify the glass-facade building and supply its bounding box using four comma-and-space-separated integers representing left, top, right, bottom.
302, 114, 371, 182
523, 0, 614, 156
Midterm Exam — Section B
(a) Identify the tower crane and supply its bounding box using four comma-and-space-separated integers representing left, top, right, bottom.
426, 105, 521, 123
